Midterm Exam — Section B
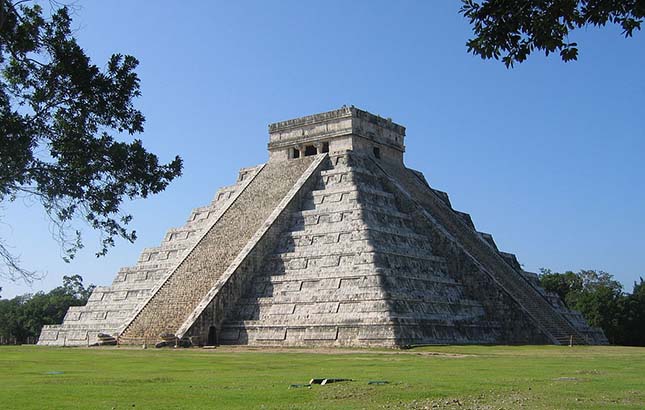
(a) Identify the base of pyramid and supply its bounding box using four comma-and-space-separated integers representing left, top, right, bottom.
217, 321, 507, 348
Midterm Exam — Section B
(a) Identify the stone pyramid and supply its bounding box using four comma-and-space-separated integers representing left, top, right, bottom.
38, 106, 606, 347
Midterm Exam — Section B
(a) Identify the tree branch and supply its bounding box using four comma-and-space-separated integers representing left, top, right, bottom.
0, 237, 40, 283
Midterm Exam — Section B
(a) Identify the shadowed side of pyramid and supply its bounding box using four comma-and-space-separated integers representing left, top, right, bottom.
373, 158, 601, 345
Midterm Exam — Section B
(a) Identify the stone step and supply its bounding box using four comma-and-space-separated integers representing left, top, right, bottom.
288, 215, 420, 238
236, 288, 484, 308
258, 270, 461, 287
112, 269, 164, 285
296, 204, 410, 222
122, 259, 176, 271
259, 254, 449, 279
108, 278, 159, 290
225, 310, 487, 328
217, 320, 502, 346
287, 225, 430, 242
319, 164, 377, 178
163, 227, 203, 243
137, 242, 194, 264
274, 235, 433, 258
284, 228, 432, 250
271, 248, 445, 266
234, 301, 486, 323
310, 182, 394, 198
318, 170, 383, 191
65, 303, 140, 316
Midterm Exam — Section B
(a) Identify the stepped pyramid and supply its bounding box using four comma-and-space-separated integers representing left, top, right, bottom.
38, 106, 607, 347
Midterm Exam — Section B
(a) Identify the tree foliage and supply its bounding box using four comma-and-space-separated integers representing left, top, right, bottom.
622, 278, 645, 346
0, 274, 93, 344
539, 269, 645, 345
460, 0, 645, 67
0, 1, 182, 282
538, 269, 582, 302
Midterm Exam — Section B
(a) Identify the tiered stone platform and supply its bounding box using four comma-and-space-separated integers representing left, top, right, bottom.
39, 106, 606, 347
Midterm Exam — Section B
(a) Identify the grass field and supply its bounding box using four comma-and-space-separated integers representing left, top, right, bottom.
0, 345, 643, 409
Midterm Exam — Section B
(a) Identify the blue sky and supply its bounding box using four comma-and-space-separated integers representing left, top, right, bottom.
2, 1, 644, 298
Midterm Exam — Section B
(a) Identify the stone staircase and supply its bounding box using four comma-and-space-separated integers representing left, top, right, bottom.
38, 166, 260, 346
118, 156, 318, 344
375, 160, 588, 345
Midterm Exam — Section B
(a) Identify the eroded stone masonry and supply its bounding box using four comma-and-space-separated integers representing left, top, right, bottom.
38, 106, 607, 347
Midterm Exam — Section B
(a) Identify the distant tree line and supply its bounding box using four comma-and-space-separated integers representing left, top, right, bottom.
539, 269, 645, 346
0, 275, 93, 344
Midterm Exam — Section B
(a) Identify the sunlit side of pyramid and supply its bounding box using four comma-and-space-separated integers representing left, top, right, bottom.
39, 106, 607, 347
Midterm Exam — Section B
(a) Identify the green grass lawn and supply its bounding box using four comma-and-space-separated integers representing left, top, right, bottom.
0, 345, 643, 409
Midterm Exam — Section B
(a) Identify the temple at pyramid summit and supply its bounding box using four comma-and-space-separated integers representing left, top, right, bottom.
38, 106, 607, 347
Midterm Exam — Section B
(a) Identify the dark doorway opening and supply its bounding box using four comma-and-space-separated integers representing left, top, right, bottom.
292, 148, 300, 159
322, 141, 330, 153
304, 145, 317, 156
207, 326, 217, 346
373, 146, 381, 159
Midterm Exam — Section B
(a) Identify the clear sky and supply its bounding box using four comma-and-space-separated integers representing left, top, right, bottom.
1, 1, 644, 298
